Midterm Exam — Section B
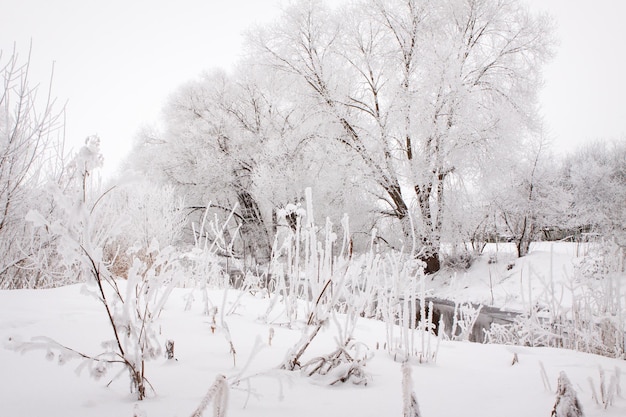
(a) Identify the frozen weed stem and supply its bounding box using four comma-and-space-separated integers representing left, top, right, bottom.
402, 361, 421, 417
551, 371, 583, 417
190, 374, 229, 417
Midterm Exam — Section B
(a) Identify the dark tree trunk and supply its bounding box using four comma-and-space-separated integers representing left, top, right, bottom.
515, 216, 532, 258
517, 236, 531, 258
386, 182, 441, 274
421, 252, 441, 275
237, 190, 271, 264
414, 182, 442, 275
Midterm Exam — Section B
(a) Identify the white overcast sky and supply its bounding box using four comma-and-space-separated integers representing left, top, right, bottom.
1, 0, 625, 177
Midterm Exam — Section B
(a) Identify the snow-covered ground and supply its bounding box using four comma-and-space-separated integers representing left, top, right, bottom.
1, 243, 625, 417
433, 242, 603, 310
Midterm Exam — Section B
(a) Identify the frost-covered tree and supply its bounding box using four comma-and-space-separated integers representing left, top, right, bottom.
491, 135, 569, 257
250, 0, 553, 272
0, 45, 66, 288
98, 181, 188, 278
130, 64, 376, 262
562, 139, 626, 247
133, 69, 275, 263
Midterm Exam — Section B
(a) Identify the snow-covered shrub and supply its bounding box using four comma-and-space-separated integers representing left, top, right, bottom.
249, 189, 440, 381
574, 248, 611, 281
442, 250, 476, 270
180, 204, 239, 316
12, 149, 188, 399
301, 338, 371, 385
265, 190, 440, 367
11, 223, 185, 399
102, 182, 187, 279
266, 192, 371, 376
295, 279, 374, 384
551, 371, 584, 417
483, 322, 515, 345
484, 308, 558, 347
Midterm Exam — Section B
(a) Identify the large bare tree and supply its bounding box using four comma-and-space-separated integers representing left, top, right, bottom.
251, 0, 553, 272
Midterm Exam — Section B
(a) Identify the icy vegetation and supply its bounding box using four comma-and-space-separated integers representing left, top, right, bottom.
2, 187, 625, 415
1, 248, 625, 416
1, 1, 626, 416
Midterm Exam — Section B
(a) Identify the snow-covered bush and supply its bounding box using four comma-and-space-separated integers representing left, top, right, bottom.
301, 337, 371, 385
14, 207, 185, 399
441, 250, 477, 270
102, 181, 188, 279
8, 140, 190, 399
450, 302, 483, 342
562, 140, 626, 249
181, 204, 236, 315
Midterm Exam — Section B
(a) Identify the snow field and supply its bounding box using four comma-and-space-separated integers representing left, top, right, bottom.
1, 279, 625, 417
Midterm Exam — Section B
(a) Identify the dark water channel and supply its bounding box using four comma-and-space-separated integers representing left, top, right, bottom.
419, 298, 520, 342
228, 269, 520, 343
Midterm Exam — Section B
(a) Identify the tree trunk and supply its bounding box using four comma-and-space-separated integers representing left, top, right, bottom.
517, 236, 531, 258
237, 190, 271, 264
516, 216, 533, 258
414, 183, 442, 274
421, 252, 441, 275
384, 182, 441, 274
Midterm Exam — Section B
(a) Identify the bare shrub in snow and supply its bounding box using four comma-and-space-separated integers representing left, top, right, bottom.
11, 228, 184, 399
301, 338, 371, 385
13, 147, 187, 399
300, 301, 372, 385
